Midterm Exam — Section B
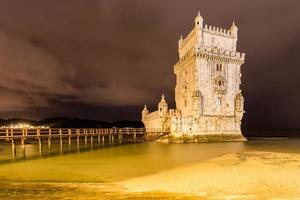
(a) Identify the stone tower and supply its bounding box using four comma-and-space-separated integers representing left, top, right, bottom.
142, 12, 245, 141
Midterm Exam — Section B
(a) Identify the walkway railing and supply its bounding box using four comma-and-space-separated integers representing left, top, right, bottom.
0, 128, 145, 158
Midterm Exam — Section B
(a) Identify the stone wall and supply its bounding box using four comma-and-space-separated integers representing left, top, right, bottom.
141, 12, 246, 142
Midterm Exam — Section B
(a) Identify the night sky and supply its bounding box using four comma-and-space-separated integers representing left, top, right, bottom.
0, 0, 299, 130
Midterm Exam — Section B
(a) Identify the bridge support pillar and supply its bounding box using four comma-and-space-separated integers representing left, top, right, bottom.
11, 139, 16, 158
118, 133, 122, 144
21, 137, 25, 157
38, 138, 42, 155
97, 135, 100, 145
48, 137, 51, 153
84, 130, 88, 148
101, 135, 105, 145
108, 134, 111, 144
90, 135, 93, 148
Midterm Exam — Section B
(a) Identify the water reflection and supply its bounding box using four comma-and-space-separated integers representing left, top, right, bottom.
0, 139, 300, 199
0, 138, 131, 163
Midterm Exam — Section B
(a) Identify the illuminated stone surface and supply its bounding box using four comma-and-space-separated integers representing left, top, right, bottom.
142, 12, 245, 138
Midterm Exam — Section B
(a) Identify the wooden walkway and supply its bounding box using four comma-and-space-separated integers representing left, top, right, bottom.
0, 128, 145, 158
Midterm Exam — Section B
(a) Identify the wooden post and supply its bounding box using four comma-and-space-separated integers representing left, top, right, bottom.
48, 129, 51, 153
37, 129, 42, 155
11, 139, 16, 158
133, 130, 137, 143
21, 129, 25, 157
90, 129, 94, 148
118, 129, 122, 144
68, 129, 71, 151
76, 129, 80, 151
90, 136, 93, 148
21, 137, 25, 157
101, 134, 105, 145
10, 129, 16, 158
84, 129, 88, 148
97, 129, 101, 145
59, 129, 63, 153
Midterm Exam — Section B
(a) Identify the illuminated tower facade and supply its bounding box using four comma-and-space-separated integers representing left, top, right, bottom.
142, 12, 245, 139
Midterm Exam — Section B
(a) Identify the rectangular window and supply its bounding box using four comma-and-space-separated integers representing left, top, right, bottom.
216, 64, 223, 72
216, 97, 222, 107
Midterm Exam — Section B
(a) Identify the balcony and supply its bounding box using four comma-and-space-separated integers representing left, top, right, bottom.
214, 80, 226, 94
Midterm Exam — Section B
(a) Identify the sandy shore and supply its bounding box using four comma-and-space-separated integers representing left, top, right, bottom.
118, 151, 300, 199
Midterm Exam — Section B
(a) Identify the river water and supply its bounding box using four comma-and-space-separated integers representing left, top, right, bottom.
0, 138, 300, 199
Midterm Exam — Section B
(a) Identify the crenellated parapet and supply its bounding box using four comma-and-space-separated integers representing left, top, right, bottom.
203, 24, 237, 38
178, 12, 239, 61
174, 46, 245, 74
195, 46, 245, 64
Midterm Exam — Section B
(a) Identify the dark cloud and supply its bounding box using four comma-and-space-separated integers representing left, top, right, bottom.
0, 0, 299, 129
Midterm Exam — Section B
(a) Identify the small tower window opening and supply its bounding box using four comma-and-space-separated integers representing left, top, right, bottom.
184, 100, 187, 107
216, 97, 222, 107
216, 64, 223, 72
218, 80, 224, 86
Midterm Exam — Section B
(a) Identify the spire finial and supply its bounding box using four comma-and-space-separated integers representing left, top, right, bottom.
143, 104, 148, 113
230, 21, 238, 36
194, 10, 203, 27
161, 94, 165, 100
231, 21, 238, 29
180, 35, 183, 40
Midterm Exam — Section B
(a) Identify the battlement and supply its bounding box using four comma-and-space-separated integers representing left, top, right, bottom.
175, 46, 245, 73
178, 12, 238, 60
196, 46, 245, 60
203, 24, 235, 37
179, 25, 235, 50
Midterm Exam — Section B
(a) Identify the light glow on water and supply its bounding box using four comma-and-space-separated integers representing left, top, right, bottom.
0, 139, 300, 199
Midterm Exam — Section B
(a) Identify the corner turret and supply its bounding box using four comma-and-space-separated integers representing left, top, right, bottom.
158, 94, 168, 117
178, 35, 183, 49
142, 105, 149, 121
229, 21, 238, 37
194, 11, 203, 28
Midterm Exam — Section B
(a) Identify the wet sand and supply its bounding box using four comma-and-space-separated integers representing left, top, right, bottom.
119, 151, 300, 199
